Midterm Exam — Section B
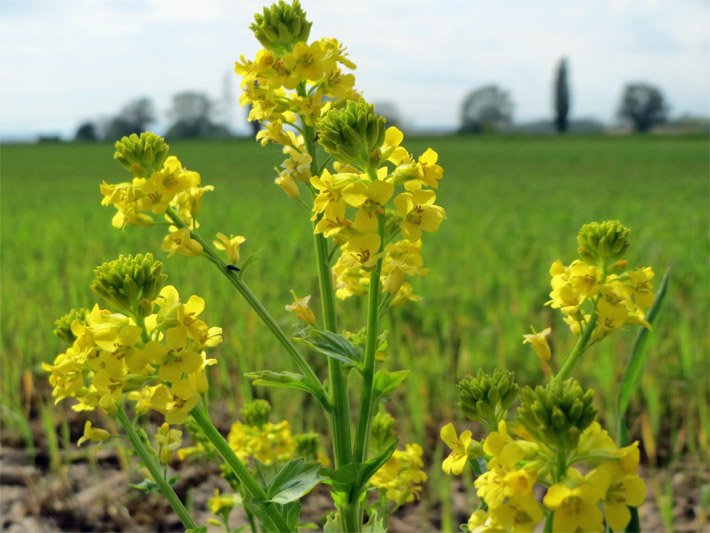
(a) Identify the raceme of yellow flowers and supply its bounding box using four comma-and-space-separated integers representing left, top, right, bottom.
442, 221, 655, 532
45, 254, 220, 450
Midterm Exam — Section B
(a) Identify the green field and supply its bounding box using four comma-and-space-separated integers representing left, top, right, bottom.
1, 134, 708, 469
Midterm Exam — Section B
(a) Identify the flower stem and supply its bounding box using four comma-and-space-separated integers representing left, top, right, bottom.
552, 314, 597, 383
190, 404, 290, 532
164, 208, 327, 409
115, 403, 197, 531
352, 214, 385, 465
302, 120, 353, 469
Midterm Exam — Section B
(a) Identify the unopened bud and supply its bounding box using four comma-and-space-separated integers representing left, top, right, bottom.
577, 220, 630, 266
250, 0, 312, 56
114, 132, 169, 177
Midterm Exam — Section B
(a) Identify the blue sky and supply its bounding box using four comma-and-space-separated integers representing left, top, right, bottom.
0, 0, 708, 138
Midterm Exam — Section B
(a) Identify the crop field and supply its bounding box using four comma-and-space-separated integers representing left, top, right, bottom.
1, 134, 708, 527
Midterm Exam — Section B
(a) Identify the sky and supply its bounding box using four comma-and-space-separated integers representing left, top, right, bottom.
0, 0, 708, 139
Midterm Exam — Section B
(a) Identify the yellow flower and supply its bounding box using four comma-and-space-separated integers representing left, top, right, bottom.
489, 493, 545, 532
370, 443, 428, 506
285, 291, 316, 325
208, 488, 237, 516
597, 460, 645, 532
161, 228, 203, 257
155, 327, 204, 384
440, 423, 475, 475
543, 468, 610, 532
275, 172, 301, 198
379, 126, 410, 165
77, 421, 111, 446
342, 178, 393, 233
393, 190, 445, 241
213, 233, 246, 265
342, 233, 383, 270
522, 326, 552, 362
156, 423, 182, 464
228, 420, 296, 464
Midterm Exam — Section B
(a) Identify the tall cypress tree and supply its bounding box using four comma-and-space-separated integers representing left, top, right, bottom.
554, 58, 570, 133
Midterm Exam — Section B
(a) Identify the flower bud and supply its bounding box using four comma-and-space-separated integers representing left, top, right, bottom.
371, 410, 396, 452
317, 100, 386, 171
91, 253, 167, 315
576, 220, 630, 266
517, 378, 597, 452
53, 307, 89, 344
113, 132, 169, 177
295, 432, 319, 460
250, 0, 312, 56
457, 369, 518, 427
241, 399, 271, 428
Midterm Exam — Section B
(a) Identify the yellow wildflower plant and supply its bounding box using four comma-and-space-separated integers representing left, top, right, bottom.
77, 421, 111, 447
370, 443, 428, 507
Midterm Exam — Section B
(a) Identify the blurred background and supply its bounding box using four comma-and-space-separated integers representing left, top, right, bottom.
1, 0, 708, 531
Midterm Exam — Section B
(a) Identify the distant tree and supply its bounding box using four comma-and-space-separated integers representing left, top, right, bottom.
617, 83, 669, 132
459, 85, 514, 134
373, 101, 402, 129
166, 91, 230, 139
105, 97, 156, 140
553, 58, 570, 133
75, 121, 98, 142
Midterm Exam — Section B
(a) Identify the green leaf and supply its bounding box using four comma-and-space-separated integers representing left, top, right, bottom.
617, 269, 670, 442
321, 440, 398, 502
266, 459, 326, 505
246, 370, 327, 407
186, 527, 208, 533
363, 509, 386, 533
373, 369, 409, 401
294, 327, 364, 369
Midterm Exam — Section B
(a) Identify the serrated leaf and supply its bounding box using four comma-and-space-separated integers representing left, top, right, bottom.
294, 327, 364, 369
266, 459, 325, 505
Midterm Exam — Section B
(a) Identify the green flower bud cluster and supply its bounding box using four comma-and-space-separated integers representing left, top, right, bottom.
371, 410, 396, 452
517, 378, 596, 452
317, 100, 386, 171
457, 369, 519, 427
114, 132, 169, 177
91, 253, 167, 316
295, 432, 320, 461
53, 308, 89, 345
241, 399, 271, 428
250, 0, 312, 56
577, 220, 630, 266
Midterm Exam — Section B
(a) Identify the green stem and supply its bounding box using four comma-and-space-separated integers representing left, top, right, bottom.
302, 119, 352, 468
553, 314, 597, 382
116, 403, 197, 531
352, 214, 385, 464
165, 208, 327, 409
190, 404, 290, 532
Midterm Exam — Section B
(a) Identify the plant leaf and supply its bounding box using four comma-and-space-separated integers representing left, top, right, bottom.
266, 458, 326, 505
617, 269, 670, 441
294, 327, 364, 369
373, 369, 409, 401
246, 370, 327, 407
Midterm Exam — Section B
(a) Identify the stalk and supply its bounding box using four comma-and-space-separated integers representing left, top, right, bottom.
302, 120, 352, 468
352, 213, 385, 464
116, 403, 197, 531
552, 314, 597, 382
164, 208, 326, 408
190, 404, 290, 532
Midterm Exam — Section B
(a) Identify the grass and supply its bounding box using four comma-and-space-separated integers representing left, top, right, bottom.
1, 134, 708, 470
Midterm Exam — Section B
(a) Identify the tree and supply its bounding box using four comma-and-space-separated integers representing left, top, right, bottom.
459, 85, 514, 134
104, 98, 156, 140
75, 121, 98, 142
553, 58, 570, 133
617, 83, 669, 132
165, 91, 230, 139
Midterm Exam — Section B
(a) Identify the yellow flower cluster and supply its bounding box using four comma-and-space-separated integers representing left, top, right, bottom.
227, 420, 297, 465
235, 22, 358, 198
443, 387, 646, 532
44, 285, 221, 426
101, 135, 214, 257
547, 221, 654, 341
548, 260, 654, 341
316, 128, 444, 306
370, 443, 428, 507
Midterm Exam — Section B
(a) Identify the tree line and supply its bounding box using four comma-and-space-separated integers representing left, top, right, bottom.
458, 57, 688, 135
75, 92, 232, 142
